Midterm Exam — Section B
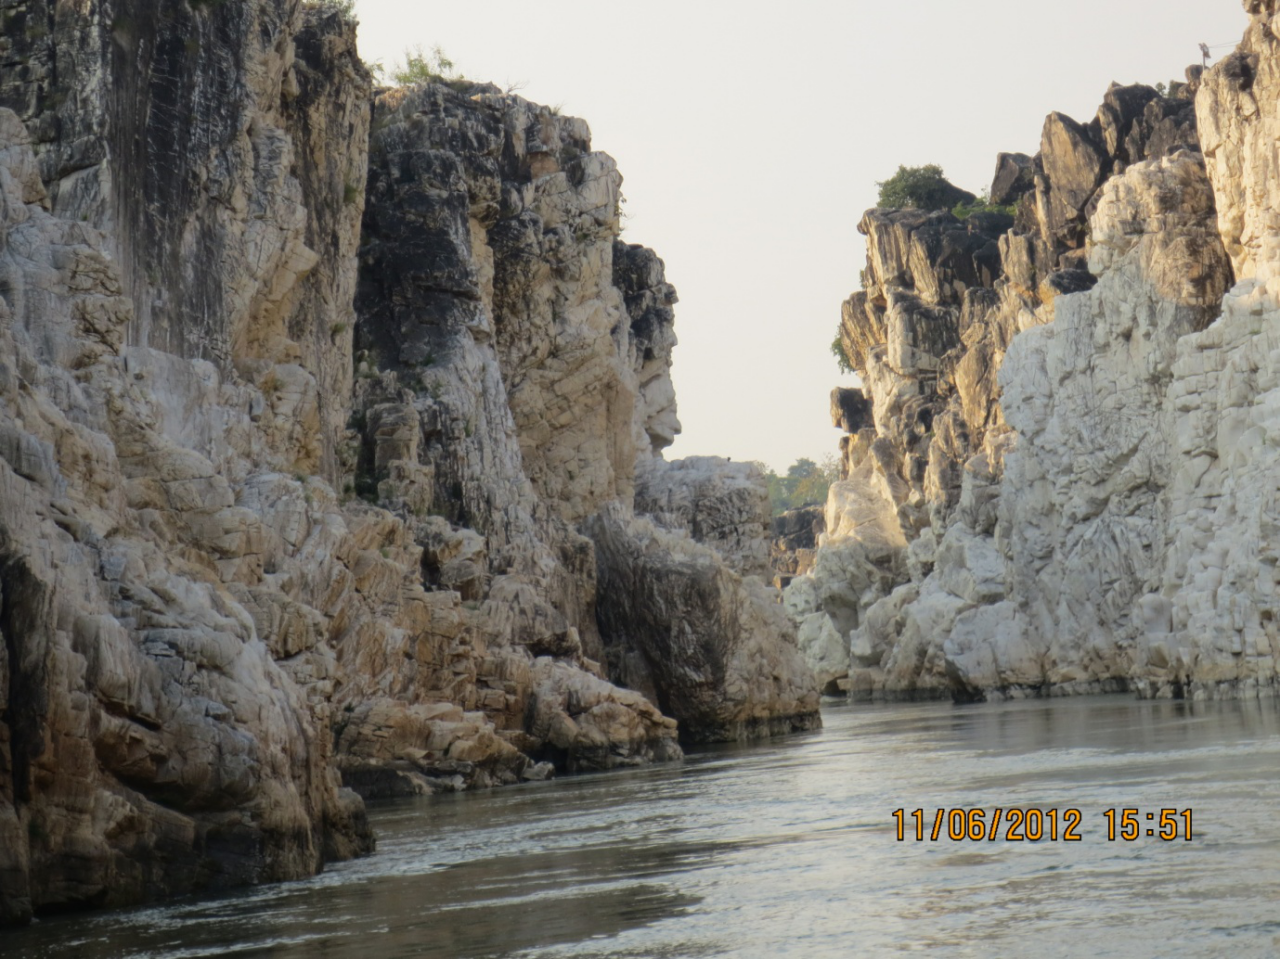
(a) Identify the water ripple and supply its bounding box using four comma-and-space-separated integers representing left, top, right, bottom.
5, 695, 1280, 958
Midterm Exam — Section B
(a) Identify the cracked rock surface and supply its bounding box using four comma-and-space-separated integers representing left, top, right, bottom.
791, 22, 1258, 703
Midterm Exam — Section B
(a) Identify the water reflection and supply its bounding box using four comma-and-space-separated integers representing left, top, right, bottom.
5, 695, 1280, 958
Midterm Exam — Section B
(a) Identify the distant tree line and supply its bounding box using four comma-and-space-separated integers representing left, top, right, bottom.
752, 456, 840, 516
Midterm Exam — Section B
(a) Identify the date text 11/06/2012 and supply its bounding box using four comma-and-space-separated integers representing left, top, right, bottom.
891, 808, 1193, 842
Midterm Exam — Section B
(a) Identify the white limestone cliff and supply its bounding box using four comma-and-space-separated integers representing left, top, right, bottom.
789, 4, 1280, 703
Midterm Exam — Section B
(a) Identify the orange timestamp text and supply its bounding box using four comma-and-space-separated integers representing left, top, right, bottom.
891, 807, 1193, 842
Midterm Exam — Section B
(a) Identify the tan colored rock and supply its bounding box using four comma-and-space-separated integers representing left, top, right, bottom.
0, 93, 379, 917
0, 0, 819, 928
355, 80, 820, 748
635, 456, 772, 578
527, 659, 682, 770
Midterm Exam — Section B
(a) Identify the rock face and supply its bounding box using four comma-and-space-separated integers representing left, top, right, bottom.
354, 79, 818, 750
0, 0, 818, 927
1146, 0, 1280, 698
589, 507, 820, 742
636, 456, 773, 578
770, 505, 825, 587
792, 27, 1254, 702
0, 2, 378, 925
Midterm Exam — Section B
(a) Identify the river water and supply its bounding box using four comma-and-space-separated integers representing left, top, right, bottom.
7, 695, 1280, 958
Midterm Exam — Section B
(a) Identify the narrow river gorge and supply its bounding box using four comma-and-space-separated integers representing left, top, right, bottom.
3, 0, 1280, 949
7, 696, 1280, 958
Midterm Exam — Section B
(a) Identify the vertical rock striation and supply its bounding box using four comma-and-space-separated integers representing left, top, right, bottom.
791, 25, 1257, 701
352, 80, 819, 747
1139, 0, 1280, 697
0, 1, 380, 923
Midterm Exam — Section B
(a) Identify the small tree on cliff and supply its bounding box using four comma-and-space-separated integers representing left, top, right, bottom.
876, 164, 975, 211
387, 45, 467, 88
877, 164, 949, 209
830, 332, 855, 374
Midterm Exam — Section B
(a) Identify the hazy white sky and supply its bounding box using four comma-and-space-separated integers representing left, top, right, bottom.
350, 0, 1247, 472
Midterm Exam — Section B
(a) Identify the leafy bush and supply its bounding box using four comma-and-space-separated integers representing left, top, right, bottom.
302, 0, 356, 18
389, 44, 464, 87
830, 332, 855, 375
753, 456, 841, 515
877, 164, 954, 210
951, 189, 1017, 220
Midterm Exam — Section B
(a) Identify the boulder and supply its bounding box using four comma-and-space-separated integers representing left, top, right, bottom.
1037, 111, 1108, 249
990, 152, 1035, 205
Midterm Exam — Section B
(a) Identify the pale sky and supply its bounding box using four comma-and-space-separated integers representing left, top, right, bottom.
350, 0, 1247, 473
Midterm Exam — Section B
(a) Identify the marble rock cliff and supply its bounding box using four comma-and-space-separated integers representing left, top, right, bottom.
789, 1, 1280, 704
0, 0, 818, 925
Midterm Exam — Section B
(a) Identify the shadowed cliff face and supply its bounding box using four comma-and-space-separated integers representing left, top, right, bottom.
5, 0, 292, 360
589, 505, 821, 743
1, 0, 368, 485
790, 34, 1259, 701
104, 0, 295, 362
351, 81, 819, 747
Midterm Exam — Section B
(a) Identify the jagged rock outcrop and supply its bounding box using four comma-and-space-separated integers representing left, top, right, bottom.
0, 0, 817, 927
990, 153, 1035, 206
615, 240, 682, 469
792, 22, 1252, 701
636, 457, 772, 578
870, 152, 1231, 698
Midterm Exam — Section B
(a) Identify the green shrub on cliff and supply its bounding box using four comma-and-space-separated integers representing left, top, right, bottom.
951, 189, 1017, 220
390, 44, 466, 88
830, 332, 855, 375
877, 163, 994, 214
876, 164, 953, 209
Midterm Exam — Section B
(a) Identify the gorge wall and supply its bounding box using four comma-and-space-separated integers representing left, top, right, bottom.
0, 0, 818, 925
789, 0, 1280, 704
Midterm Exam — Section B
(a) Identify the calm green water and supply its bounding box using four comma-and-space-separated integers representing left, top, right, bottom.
6, 695, 1280, 958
